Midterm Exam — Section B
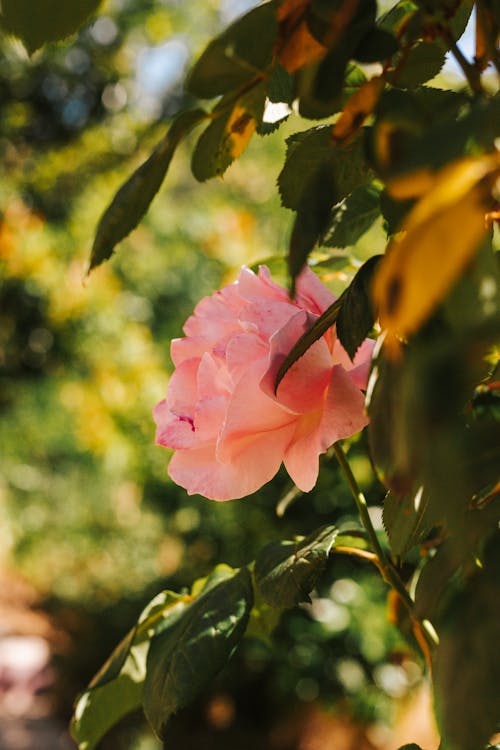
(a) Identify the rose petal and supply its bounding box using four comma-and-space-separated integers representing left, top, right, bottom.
218, 360, 295, 462
154, 400, 199, 449
284, 365, 368, 490
197, 352, 231, 400
166, 358, 199, 417
295, 266, 336, 314
225, 333, 268, 385
168, 423, 294, 500
261, 309, 332, 413
238, 265, 289, 303
170, 336, 207, 367
332, 337, 375, 389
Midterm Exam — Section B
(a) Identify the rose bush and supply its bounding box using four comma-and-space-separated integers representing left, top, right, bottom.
154, 265, 374, 500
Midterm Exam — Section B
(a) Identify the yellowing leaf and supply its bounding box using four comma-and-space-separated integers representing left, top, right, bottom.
227, 104, 257, 159
278, 20, 327, 72
374, 153, 500, 345
386, 168, 435, 200
332, 76, 384, 145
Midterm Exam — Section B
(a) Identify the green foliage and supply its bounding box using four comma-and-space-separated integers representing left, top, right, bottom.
186, 2, 278, 99
72, 591, 187, 750
3, 1, 500, 749
143, 566, 253, 739
336, 255, 381, 360
322, 183, 382, 249
387, 41, 446, 88
88, 109, 206, 274
254, 525, 339, 608
0, 0, 102, 53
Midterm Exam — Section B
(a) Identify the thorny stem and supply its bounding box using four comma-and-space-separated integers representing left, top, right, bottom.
333, 442, 438, 664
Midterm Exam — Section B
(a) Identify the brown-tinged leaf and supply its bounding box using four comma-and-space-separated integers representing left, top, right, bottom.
373, 153, 500, 344
191, 86, 264, 182
332, 76, 384, 145
278, 19, 327, 72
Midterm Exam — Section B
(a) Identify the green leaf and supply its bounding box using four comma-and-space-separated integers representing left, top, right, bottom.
434, 537, 500, 750
191, 85, 265, 182
280, 128, 370, 285
322, 183, 381, 248
336, 255, 381, 360
71, 590, 188, 750
297, 61, 366, 121
143, 566, 253, 739
371, 88, 493, 178
0, 0, 102, 53
254, 525, 338, 608
245, 581, 284, 646
267, 64, 295, 104
288, 164, 337, 285
186, 2, 278, 99
87, 108, 205, 274
353, 27, 399, 63
388, 41, 446, 88
448, 0, 474, 39
279, 126, 370, 211
379, 188, 415, 235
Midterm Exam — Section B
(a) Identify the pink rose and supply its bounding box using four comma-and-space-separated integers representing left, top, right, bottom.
154, 265, 374, 501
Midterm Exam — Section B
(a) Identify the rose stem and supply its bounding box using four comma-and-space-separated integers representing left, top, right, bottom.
332, 442, 438, 657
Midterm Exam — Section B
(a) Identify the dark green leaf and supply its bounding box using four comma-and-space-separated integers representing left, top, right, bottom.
0, 0, 102, 53
186, 2, 278, 99
288, 164, 337, 284
87, 108, 205, 274
275, 296, 342, 392
397, 745, 424, 750
449, 0, 474, 39
434, 537, 500, 750
279, 126, 370, 211
267, 64, 295, 104
371, 87, 496, 179
297, 62, 366, 120
354, 27, 399, 63
380, 189, 415, 235
143, 566, 253, 739
322, 183, 381, 248
388, 41, 446, 88
296, 0, 375, 120
280, 128, 371, 285
255, 525, 338, 608
336, 255, 381, 359
71, 590, 188, 750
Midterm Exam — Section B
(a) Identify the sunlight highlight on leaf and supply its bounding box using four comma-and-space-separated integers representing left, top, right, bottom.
374, 153, 500, 346
331, 76, 384, 145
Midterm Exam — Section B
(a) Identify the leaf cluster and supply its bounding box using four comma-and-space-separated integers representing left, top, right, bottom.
9, 1, 500, 749
72, 525, 370, 747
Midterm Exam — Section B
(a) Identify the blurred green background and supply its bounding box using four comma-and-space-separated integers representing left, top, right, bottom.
0, 2, 443, 748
